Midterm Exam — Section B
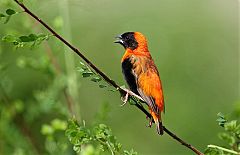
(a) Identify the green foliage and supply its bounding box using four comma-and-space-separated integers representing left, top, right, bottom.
41, 119, 67, 136
41, 119, 70, 155
0, 8, 17, 24
0, 7, 70, 153
217, 112, 227, 127
66, 118, 137, 155
2, 33, 51, 49
77, 62, 111, 89
0, 97, 35, 155
0, 50, 71, 154
205, 146, 225, 155
6, 9, 16, 15
205, 113, 240, 155
218, 120, 240, 152
78, 62, 96, 78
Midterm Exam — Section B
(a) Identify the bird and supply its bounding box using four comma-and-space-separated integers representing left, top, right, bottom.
114, 32, 165, 135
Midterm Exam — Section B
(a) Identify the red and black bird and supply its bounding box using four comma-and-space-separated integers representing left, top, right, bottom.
115, 32, 165, 135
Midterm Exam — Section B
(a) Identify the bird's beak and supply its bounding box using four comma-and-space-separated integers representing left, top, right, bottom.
114, 35, 123, 44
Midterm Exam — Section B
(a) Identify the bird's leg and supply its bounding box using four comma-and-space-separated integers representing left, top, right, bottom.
148, 117, 153, 128
120, 88, 130, 106
146, 117, 153, 128
120, 88, 144, 106
121, 88, 132, 106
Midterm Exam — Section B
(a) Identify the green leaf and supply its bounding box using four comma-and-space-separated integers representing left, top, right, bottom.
19, 36, 31, 42
216, 112, 227, 127
91, 77, 102, 82
218, 132, 235, 146
51, 119, 67, 130
217, 112, 225, 119
0, 13, 6, 20
0, 13, 5, 17
204, 147, 224, 155
224, 120, 237, 132
216, 118, 227, 127
79, 61, 86, 66
73, 145, 81, 153
77, 66, 86, 72
99, 84, 107, 88
124, 149, 138, 155
28, 34, 38, 41
6, 9, 16, 16
78, 68, 85, 72
41, 124, 54, 135
2, 35, 17, 42
37, 34, 47, 38
80, 145, 95, 155
19, 34, 37, 42
34, 34, 49, 45
82, 71, 94, 77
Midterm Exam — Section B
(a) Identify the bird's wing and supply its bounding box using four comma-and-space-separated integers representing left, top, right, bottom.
134, 58, 164, 114
122, 55, 164, 113
121, 56, 140, 95
138, 87, 159, 114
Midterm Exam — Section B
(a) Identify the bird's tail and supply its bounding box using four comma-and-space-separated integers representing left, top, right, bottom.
156, 119, 164, 135
150, 110, 164, 135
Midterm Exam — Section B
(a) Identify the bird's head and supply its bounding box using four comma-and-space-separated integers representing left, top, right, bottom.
114, 32, 148, 52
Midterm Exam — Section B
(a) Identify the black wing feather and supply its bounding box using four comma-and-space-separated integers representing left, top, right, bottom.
122, 56, 160, 114
121, 57, 139, 95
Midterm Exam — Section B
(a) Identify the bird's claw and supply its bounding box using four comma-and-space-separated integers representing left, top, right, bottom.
120, 89, 129, 106
146, 117, 153, 128
146, 115, 149, 120
147, 121, 152, 128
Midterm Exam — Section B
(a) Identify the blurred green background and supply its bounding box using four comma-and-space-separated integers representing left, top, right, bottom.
0, 0, 239, 154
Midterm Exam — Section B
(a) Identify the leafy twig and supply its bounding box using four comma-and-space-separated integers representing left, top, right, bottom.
207, 145, 239, 155
0, 8, 24, 24
106, 141, 115, 155
12, 1, 204, 154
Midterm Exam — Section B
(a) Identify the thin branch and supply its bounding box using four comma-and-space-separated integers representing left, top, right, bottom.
164, 127, 204, 155
13, 1, 204, 155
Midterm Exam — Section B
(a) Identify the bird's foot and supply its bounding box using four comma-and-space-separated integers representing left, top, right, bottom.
120, 89, 129, 106
146, 117, 153, 128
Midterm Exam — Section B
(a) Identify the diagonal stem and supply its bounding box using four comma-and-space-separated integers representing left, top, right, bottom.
13, 1, 204, 155
207, 145, 239, 154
